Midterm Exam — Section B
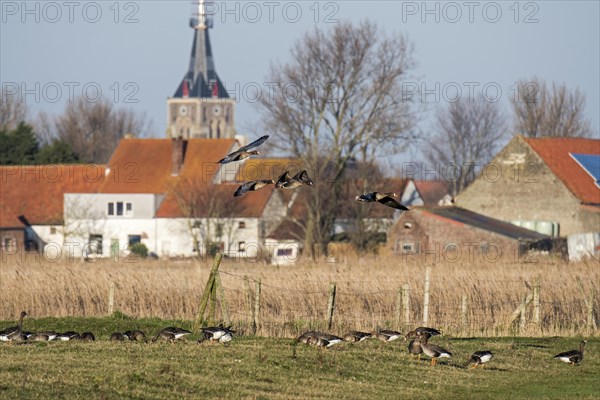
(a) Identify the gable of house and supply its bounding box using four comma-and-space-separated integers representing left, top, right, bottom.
456, 136, 600, 236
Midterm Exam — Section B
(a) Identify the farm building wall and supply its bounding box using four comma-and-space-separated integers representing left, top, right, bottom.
455, 136, 599, 236
388, 210, 520, 264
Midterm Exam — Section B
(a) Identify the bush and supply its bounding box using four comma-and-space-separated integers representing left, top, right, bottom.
129, 243, 148, 258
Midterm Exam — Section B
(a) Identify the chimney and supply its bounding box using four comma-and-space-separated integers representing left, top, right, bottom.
172, 138, 188, 176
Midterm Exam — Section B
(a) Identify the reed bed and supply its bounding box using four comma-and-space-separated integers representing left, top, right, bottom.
1, 253, 598, 338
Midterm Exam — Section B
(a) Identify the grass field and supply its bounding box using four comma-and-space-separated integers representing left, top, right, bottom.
0, 315, 598, 399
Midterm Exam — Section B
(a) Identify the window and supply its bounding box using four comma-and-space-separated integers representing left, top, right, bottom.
215, 224, 223, 238
238, 242, 246, 252
108, 202, 132, 217
2, 238, 16, 252
128, 235, 141, 246
276, 248, 294, 257
401, 242, 418, 254
88, 234, 103, 255
50, 227, 57, 234
238, 221, 246, 229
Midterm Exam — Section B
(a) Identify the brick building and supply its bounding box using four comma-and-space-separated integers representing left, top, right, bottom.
456, 136, 600, 237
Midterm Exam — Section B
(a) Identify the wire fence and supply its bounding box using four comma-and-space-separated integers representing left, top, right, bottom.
0, 258, 598, 338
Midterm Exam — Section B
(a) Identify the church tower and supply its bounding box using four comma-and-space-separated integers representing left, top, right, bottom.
167, 0, 236, 139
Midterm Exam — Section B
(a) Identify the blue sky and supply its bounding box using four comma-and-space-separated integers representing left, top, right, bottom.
2, 0, 599, 159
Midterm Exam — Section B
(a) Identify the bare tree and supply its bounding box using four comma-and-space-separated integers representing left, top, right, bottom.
42, 96, 151, 163
168, 178, 247, 257
425, 97, 506, 196
0, 89, 28, 130
511, 78, 593, 138
258, 20, 418, 258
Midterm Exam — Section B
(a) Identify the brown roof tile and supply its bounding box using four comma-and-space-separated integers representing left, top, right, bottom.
524, 137, 600, 205
0, 165, 103, 227
413, 180, 451, 206
99, 138, 236, 193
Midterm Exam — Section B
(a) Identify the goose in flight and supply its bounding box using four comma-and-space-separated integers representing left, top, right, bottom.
355, 192, 409, 211
218, 135, 269, 164
234, 179, 275, 197
275, 170, 314, 190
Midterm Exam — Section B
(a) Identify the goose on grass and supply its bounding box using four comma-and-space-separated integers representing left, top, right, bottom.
554, 341, 586, 365
0, 311, 27, 342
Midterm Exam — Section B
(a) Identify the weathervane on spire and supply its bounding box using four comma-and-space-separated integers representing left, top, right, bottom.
190, 0, 213, 30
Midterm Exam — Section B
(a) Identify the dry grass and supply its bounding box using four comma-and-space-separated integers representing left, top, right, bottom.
1, 252, 598, 338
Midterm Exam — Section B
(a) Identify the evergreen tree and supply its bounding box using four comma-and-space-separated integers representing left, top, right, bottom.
0, 122, 39, 165
37, 140, 80, 164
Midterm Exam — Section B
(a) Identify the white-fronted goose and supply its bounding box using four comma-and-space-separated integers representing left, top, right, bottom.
375, 329, 403, 343
307, 333, 343, 348
199, 326, 235, 344
234, 180, 275, 197
355, 192, 409, 211
420, 334, 452, 366
0, 311, 27, 342
296, 331, 317, 345
466, 351, 493, 368
29, 331, 58, 341
124, 330, 146, 342
275, 170, 314, 190
81, 332, 96, 341
152, 327, 192, 343
554, 341, 586, 365
343, 331, 372, 343
407, 336, 425, 359
218, 135, 269, 164
110, 332, 126, 341
56, 331, 80, 341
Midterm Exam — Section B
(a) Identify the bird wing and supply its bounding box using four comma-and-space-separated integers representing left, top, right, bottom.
292, 170, 314, 186
378, 195, 409, 210
276, 171, 291, 187
234, 181, 256, 197
238, 135, 269, 152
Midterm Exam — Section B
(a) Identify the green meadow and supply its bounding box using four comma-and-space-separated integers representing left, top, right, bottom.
0, 316, 598, 399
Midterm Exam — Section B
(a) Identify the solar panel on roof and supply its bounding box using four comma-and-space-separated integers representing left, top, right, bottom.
570, 153, 600, 188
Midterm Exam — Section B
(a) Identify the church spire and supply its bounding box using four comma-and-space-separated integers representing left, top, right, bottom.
173, 0, 228, 99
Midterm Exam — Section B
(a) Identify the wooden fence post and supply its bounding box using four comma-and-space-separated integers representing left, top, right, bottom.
509, 292, 533, 329
461, 294, 468, 331
215, 273, 231, 327
252, 278, 261, 335
194, 253, 222, 331
587, 288, 597, 331
423, 267, 431, 325
326, 282, 337, 330
244, 276, 252, 326
395, 287, 402, 329
402, 284, 411, 327
519, 292, 529, 331
108, 282, 115, 315
533, 275, 541, 328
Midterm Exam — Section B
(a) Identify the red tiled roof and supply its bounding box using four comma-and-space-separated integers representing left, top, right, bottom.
156, 182, 274, 219
0, 165, 103, 227
524, 137, 600, 205
413, 180, 450, 206
99, 138, 236, 193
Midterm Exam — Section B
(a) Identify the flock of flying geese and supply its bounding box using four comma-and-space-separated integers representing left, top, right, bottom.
0, 311, 234, 345
1, 311, 587, 367
219, 135, 409, 211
